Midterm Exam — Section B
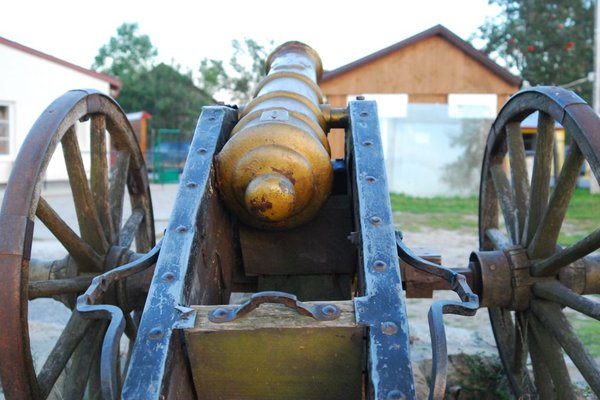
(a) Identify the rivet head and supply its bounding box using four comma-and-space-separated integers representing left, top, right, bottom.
363, 140, 373, 147
148, 327, 164, 340
366, 176, 377, 183
197, 148, 207, 154
208, 116, 216, 121
490, 264, 496, 271
161, 272, 176, 282
186, 181, 198, 188
360, 111, 369, 117
175, 225, 188, 233
370, 216, 382, 225
381, 321, 398, 335
322, 305, 338, 315
387, 390, 405, 400
373, 260, 387, 272
210, 308, 229, 321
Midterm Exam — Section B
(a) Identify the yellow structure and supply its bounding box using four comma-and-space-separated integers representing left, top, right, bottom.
216, 42, 333, 230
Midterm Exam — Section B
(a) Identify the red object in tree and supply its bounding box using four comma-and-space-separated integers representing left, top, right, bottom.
564, 41, 575, 50
527, 44, 535, 52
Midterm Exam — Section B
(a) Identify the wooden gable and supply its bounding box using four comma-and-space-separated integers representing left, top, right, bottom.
319, 25, 520, 109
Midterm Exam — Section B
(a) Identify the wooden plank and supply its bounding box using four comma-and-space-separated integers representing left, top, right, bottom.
320, 35, 519, 96
239, 195, 356, 276
185, 301, 363, 400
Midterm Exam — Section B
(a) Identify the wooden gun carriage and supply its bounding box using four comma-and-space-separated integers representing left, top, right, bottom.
1, 41, 599, 399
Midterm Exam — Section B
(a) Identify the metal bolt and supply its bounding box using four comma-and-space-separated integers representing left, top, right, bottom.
197, 148, 208, 154
387, 390, 405, 400
362, 140, 373, 147
208, 116, 216, 121
366, 176, 377, 183
186, 181, 198, 188
210, 308, 229, 322
175, 225, 188, 233
373, 260, 387, 272
370, 216, 382, 225
148, 327, 164, 340
162, 272, 176, 282
490, 264, 496, 271
360, 111, 369, 117
381, 321, 399, 335
322, 304, 338, 316
356, 95, 365, 100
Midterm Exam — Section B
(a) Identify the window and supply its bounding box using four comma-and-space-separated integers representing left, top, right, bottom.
0, 105, 9, 155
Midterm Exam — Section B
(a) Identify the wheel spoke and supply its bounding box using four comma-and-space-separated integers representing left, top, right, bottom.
36, 312, 92, 399
29, 276, 94, 299
36, 196, 103, 271
109, 151, 131, 237
485, 228, 511, 251
532, 227, 600, 277
490, 163, 517, 243
91, 114, 115, 245
119, 208, 145, 249
62, 320, 107, 399
529, 310, 576, 399
528, 143, 584, 260
506, 121, 530, 241
512, 312, 529, 382
533, 281, 600, 320
62, 126, 109, 255
527, 316, 559, 399
531, 300, 600, 395
523, 112, 555, 246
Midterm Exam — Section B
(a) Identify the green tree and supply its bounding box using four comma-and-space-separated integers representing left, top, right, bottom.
93, 23, 212, 137
93, 22, 157, 76
473, 0, 594, 101
198, 38, 274, 104
147, 63, 212, 133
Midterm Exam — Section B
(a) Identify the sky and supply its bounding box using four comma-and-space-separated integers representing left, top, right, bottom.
1, 0, 501, 74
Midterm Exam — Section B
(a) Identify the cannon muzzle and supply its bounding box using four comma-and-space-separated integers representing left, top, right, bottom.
216, 41, 333, 230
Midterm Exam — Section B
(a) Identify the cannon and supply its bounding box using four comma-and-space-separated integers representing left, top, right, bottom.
0, 41, 599, 399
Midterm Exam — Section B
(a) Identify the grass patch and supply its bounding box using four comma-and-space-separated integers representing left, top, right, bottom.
570, 316, 600, 358
390, 189, 600, 237
390, 193, 478, 215
390, 193, 479, 231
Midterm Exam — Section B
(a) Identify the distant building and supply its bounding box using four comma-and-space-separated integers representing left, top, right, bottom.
0, 36, 120, 183
320, 25, 521, 196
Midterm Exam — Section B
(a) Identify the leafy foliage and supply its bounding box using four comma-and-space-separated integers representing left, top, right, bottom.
93, 23, 157, 77
473, 0, 594, 101
198, 38, 274, 104
93, 23, 212, 136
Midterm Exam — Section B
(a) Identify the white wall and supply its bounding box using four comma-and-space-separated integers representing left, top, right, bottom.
0, 44, 112, 183
348, 94, 496, 197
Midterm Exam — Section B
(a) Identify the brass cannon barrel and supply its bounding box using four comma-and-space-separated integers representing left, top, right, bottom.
216, 41, 333, 230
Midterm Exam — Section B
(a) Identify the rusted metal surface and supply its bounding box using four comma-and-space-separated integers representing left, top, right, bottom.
0, 89, 154, 399
217, 41, 333, 230
396, 232, 479, 399
207, 291, 341, 323
76, 241, 161, 400
478, 86, 600, 398
348, 99, 416, 400
122, 106, 239, 399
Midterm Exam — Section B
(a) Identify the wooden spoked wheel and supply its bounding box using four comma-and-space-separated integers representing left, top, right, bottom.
0, 90, 155, 399
479, 87, 600, 398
